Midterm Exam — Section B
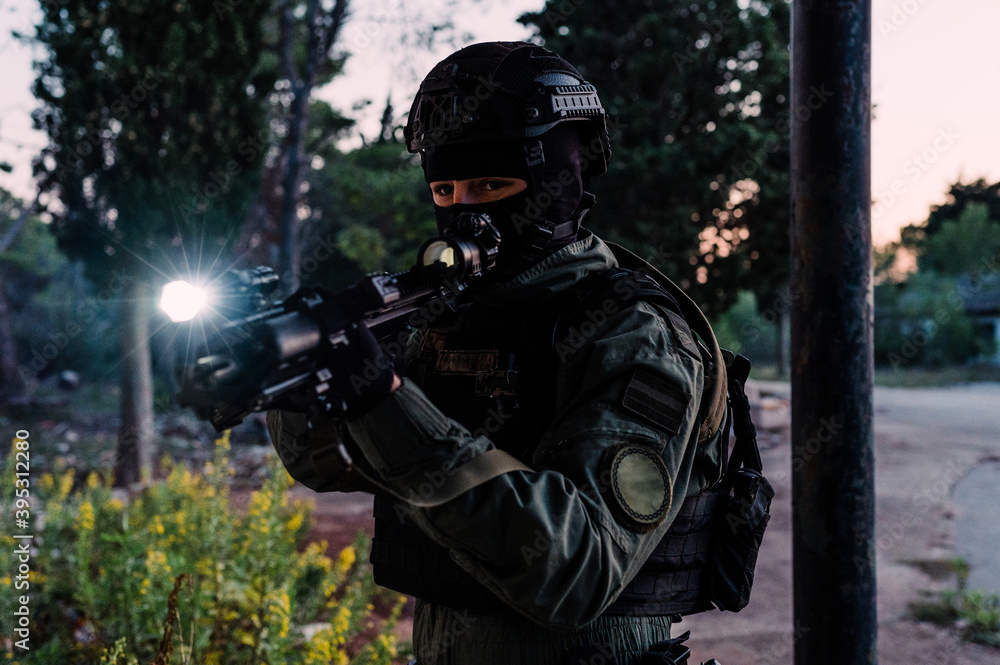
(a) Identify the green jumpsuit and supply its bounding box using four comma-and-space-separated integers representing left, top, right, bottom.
268, 230, 725, 664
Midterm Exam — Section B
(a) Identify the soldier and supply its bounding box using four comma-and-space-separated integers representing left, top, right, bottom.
268, 41, 731, 664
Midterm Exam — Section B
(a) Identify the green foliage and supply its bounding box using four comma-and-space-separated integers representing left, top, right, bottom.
520, 0, 792, 314
1, 188, 120, 380
301, 141, 436, 288
918, 202, 1000, 276
710, 290, 779, 364
0, 435, 410, 664
874, 272, 984, 368
901, 178, 1000, 250
907, 559, 1000, 648
27, 0, 277, 281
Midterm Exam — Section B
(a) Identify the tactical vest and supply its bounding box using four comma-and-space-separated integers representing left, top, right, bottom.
370, 267, 727, 617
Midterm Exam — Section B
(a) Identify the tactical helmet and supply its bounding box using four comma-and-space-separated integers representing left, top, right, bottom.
405, 42, 611, 271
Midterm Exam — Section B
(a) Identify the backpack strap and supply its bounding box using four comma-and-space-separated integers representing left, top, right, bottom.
722, 351, 763, 474
602, 241, 729, 444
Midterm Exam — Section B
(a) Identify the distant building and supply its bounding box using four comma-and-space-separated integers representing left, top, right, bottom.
959, 273, 1000, 364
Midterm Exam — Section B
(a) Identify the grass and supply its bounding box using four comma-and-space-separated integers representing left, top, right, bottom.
747, 363, 1000, 388
875, 363, 1000, 388
906, 558, 1000, 648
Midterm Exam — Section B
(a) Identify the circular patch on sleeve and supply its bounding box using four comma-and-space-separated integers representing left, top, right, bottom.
601, 444, 673, 533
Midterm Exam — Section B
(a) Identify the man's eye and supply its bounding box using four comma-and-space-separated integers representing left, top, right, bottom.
433, 185, 453, 196
482, 180, 506, 191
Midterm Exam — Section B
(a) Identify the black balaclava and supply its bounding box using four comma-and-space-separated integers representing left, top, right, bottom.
418, 43, 595, 280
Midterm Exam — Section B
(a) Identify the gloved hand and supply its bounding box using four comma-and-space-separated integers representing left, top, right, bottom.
268, 286, 398, 418
325, 319, 397, 417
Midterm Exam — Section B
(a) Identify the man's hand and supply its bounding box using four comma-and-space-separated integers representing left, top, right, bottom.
327, 320, 398, 417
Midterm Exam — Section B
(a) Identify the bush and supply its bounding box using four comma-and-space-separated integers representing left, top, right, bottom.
711, 290, 782, 366
874, 272, 984, 368
1, 433, 410, 664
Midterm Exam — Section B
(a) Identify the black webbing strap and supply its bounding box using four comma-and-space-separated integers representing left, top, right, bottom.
723, 351, 763, 474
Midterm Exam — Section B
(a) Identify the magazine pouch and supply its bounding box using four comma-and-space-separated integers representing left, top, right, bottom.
709, 352, 774, 612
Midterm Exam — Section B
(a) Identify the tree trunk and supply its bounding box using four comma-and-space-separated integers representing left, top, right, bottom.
277, 0, 348, 295
777, 306, 790, 379
115, 278, 155, 487
0, 270, 27, 406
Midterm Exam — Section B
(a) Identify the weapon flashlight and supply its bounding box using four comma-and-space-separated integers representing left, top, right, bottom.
160, 280, 210, 322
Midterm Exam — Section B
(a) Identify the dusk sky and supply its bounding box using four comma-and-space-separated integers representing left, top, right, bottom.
2, 0, 998, 248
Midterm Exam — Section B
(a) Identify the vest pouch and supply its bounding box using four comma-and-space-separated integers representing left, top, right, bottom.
709, 466, 773, 611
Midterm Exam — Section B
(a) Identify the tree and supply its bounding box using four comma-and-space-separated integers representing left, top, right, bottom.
899, 180, 1000, 277
27, 0, 276, 485
519, 0, 792, 316
917, 202, 1000, 277
0, 191, 36, 406
274, 0, 349, 295
300, 125, 437, 287
901, 178, 1000, 250
873, 272, 983, 368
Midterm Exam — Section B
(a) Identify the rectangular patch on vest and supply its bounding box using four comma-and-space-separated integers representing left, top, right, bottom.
621, 369, 690, 435
434, 349, 498, 374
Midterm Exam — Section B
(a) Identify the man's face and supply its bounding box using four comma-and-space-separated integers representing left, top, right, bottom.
428, 177, 528, 207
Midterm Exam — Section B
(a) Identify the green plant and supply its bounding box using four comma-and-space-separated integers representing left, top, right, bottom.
906, 558, 1000, 648
1, 434, 410, 664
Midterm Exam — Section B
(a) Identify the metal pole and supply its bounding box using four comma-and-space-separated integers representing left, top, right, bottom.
790, 1, 876, 664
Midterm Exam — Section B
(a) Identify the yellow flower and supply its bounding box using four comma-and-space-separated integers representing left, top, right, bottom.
145, 550, 169, 576
86, 471, 100, 489
337, 546, 356, 572
39, 473, 54, 492
304, 628, 334, 664
57, 469, 75, 500
106, 498, 124, 512
267, 590, 291, 639
76, 501, 95, 531
371, 634, 398, 660
149, 516, 165, 536
331, 604, 351, 645
287, 512, 304, 532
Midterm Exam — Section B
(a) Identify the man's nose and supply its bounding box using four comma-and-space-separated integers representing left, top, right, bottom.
454, 183, 478, 205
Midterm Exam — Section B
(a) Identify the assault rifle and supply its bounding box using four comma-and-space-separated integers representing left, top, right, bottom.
171, 213, 501, 432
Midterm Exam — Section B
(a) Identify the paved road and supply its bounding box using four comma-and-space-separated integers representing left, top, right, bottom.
683, 380, 1000, 664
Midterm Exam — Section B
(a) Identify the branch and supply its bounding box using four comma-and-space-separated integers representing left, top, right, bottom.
0, 193, 41, 255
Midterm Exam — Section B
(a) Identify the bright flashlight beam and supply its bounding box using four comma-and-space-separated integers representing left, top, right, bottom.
160, 280, 209, 322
